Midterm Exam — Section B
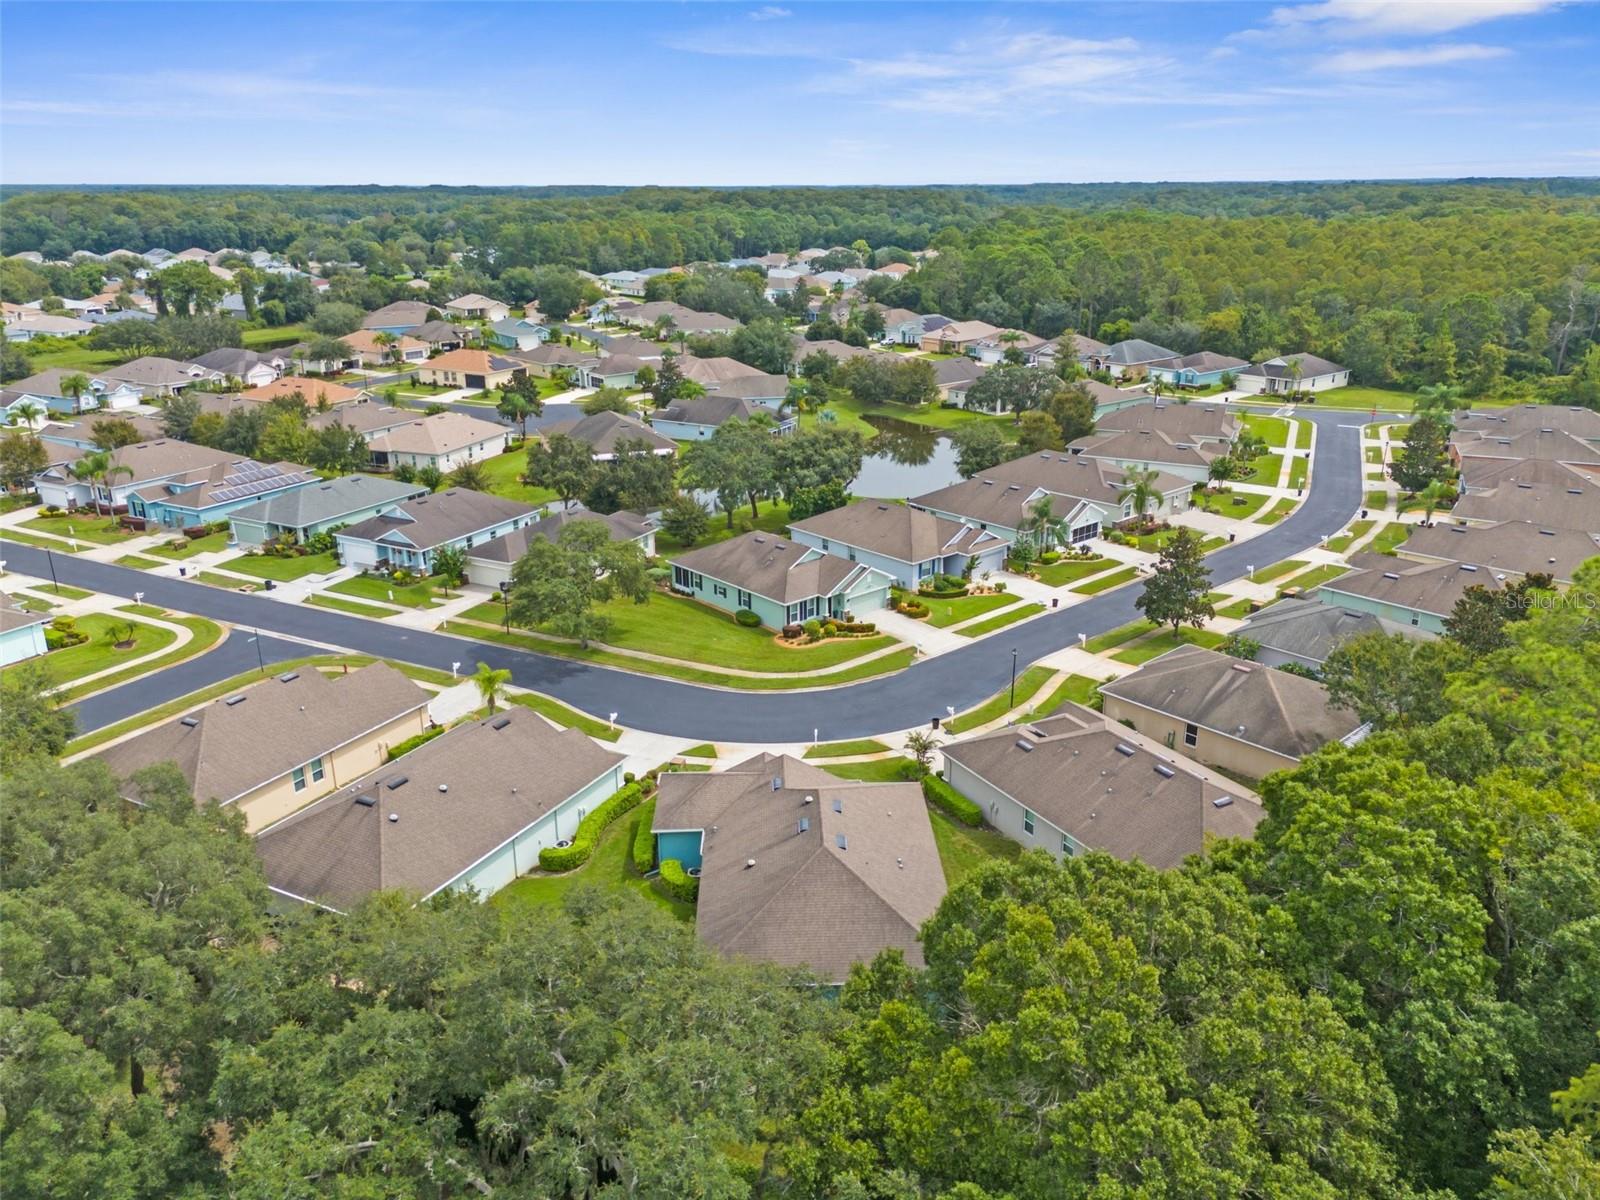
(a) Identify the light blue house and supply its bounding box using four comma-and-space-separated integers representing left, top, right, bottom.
228, 474, 429, 547
0, 598, 49, 667
334, 488, 537, 573
2, 368, 143, 415
488, 317, 552, 351
255, 707, 626, 912
1313, 555, 1501, 635
670, 530, 894, 628
650, 394, 796, 441
1146, 351, 1250, 390
127, 460, 321, 530
787, 499, 1009, 589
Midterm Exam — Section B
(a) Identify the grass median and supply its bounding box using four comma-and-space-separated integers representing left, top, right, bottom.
945, 666, 1056, 734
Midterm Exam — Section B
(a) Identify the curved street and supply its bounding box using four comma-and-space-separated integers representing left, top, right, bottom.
3, 407, 1371, 742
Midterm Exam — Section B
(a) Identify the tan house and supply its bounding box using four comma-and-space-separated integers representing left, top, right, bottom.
919, 319, 1001, 353
341, 328, 429, 367
94, 663, 432, 833
444, 293, 511, 322
414, 348, 524, 391
365, 411, 511, 474
242, 376, 369, 409
1098, 645, 1365, 780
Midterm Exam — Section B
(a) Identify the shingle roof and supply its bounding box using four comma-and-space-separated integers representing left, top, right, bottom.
305, 404, 416, 437
652, 754, 945, 981
1451, 427, 1600, 468
242, 377, 368, 407
1398, 520, 1598, 583
1319, 552, 1513, 619
467, 506, 652, 563
1099, 645, 1362, 761
1068, 427, 1221, 469
672, 531, 876, 604
1239, 352, 1345, 380
703, 372, 790, 401
1157, 350, 1250, 373
1100, 338, 1179, 366
361, 300, 436, 329
1454, 404, 1600, 444
942, 703, 1263, 868
0, 594, 48, 634
422, 348, 523, 375
410, 319, 468, 345
651, 394, 765, 428
102, 356, 205, 388
338, 488, 536, 550
543, 411, 676, 457
789, 500, 1006, 563
932, 357, 986, 387
255, 706, 624, 910
678, 355, 767, 385
226, 473, 426, 529
1453, 465, 1600, 529
1238, 596, 1429, 665
912, 451, 1187, 528
1093, 400, 1241, 442
33, 438, 246, 487
366, 411, 507, 458
129, 460, 317, 512
95, 663, 430, 809
189, 348, 266, 375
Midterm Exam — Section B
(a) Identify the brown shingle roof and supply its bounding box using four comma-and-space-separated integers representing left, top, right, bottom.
543, 411, 676, 458
1319, 553, 1512, 619
789, 499, 1005, 563
1399, 521, 1598, 583
1094, 401, 1241, 443
467, 506, 652, 563
338, 488, 536, 551
365, 411, 507, 458
671, 531, 876, 604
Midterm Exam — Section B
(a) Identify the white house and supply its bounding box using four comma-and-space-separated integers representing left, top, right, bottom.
365, 411, 511, 475
1237, 353, 1349, 395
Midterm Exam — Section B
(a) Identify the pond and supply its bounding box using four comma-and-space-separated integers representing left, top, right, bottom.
849, 414, 962, 498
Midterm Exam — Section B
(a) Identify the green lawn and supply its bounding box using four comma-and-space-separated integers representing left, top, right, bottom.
1281, 562, 1354, 592
195, 570, 259, 590
219, 551, 341, 581
461, 590, 898, 674
1241, 414, 1290, 448
114, 554, 166, 569
1251, 559, 1307, 583
503, 692, 621, 741
1364, 489, 1391, 510
1364, 446, 1383, 465
954, 602, 1044, 638
946, 666, 1056, 733
818, 757, 920, 782
1071, 565, 1139, 594
20, 514, 135, 545
922, 591, 1020, 628
54, 610, 223, 703
1325, 520, 1375, 553
8, 592, 54, 612
1300, 385, 1419, 412
149, 531, 231, 560
656, 500, 793, 555
1287, 456, 1309, 489
803, 393, 1012, 438
1111, 626, 1226, 666
1216, 596, 1267, 619
1, 528, 91, 552
329, 573, 444, 608
41, 614, 176, 688
18, 344, 126, 372
480, 448, 560, 506
1025, 673, 1100, 718
1257, 498, 1298, 525
1369, 523, 1413, 555
682, 743, 718, 758
490, 811, 694, 924
241, 323, 311, 350
446, 620, 916, 691
1031, 556, 1111, 587
1241, 453, 1285, 486
928, 805, 1021, 885
31, 581, 90, 600
306, 593, 394, 618
804, 738, 891, 759
1084, 619, 1158, 653
1198, 490, 1272, 520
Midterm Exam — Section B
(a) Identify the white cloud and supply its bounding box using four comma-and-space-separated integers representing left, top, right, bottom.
1267, 0, 1563, 37
748, 5, 791, 19
1319, 42, 1511, 72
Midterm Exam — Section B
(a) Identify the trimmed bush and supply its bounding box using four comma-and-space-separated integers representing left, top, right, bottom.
923, 774, 983, 827
834, 620, 877, 634
659, 858, 699, 903
537, 781, 644, 871
734, 608, 761, 627
631, 797, 657, 874
803, 617, 823, 642
386, 725, 445, 762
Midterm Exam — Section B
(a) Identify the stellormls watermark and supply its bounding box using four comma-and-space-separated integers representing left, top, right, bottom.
1518, 589, 1599, 613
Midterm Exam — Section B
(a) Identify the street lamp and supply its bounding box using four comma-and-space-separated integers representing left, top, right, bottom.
498, 579, 511, 632
247, 629, 265, 673
1009, 647, 1018, 709
45, 548, 61, 594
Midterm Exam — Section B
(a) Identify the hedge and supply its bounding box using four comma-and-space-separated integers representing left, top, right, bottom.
386, 725, 445, 762
631, 797, 657, 874
923, 773, 983, 827
659, 858, 699, 903
735, 608, 761, 627
538, 781, 644, 871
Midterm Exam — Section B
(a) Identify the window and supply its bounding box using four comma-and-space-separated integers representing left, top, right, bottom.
1022, 809, 1035, 836
1411, 612, 1421, 626
736, 589, 752, 608
820, 538, 829, 551
847, 547, 856, 562
1061, 835, 1073, 857
309, 756, 325, 783
713, 582, 727, 598
1184, 722, 1198, 748
291, 766, 307, 792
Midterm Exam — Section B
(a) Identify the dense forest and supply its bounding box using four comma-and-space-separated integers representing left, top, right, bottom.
3, 180, 1598, 398
4, 561, 1598, 1199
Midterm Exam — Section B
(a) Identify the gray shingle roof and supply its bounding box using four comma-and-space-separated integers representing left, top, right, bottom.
1451, 427, 1600, 468
1094, 401, 1241, 442
361, 300, 436, 329
365, 411, 507, 458
1068, 427, 1221, 469
1239, 353, 1345, 380
912, 452, 1187, 528
651, 394, 765, 428
1238, 596, 1429, 666
1399, 520, 1598, 583
1319, 552, 1512, 619
256, 706, 624, 910
1099, 338, 1179, 366
789, 499, 1006, 563
227, 474, 427, 529
942, 703, 1263, 868
1454, 404, 1600, 443
672, 531, 876, 605
1454, 461, 1600, 527
338, 488, 536, 551
543, 411, 676, 457
467, 506, 652, 563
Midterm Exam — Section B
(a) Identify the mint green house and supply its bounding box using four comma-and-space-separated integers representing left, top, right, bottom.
670, 530, 893, 628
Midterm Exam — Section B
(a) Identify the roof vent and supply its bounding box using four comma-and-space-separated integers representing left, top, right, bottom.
1154, 763, 1176, 778
876, 503, 888, 510
1568, 489, 1584, 495
1382, 572, 1400, 580
1015, 739, 1035, 752
753, 535, 765, 543
1115, 742, 1136, 756
896, 857, 903, 868
1459, 563, 1478, 572
438, 784, 448, 793
388, 812, 399, 822
1230, 663, 1252, 673
835, 833, 848, 850
745, 858, 756, 869
1539, 529, 1555, 536
385, 775, 408, 790
492, 716, 511, 730
179, 716, 200, 727
1213, 796, 1234, 809
278, 671, 299, 682
798, 817, 810, 834
772, 775, 782, 791
224, 694, 247, 706
1517, 482, 1532, 489
802, 794, 814, 805
832, 798, 843, 813
354, 794, 376, 807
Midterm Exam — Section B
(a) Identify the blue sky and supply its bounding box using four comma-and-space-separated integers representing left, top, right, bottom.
2, 1, 1596, 185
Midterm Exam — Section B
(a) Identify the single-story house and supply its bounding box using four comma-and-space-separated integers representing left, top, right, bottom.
919, 319, 1002, 354
410, 320, 470, 352
189, 348, 281, 387
972, 330, 1048, 366
613, 301, 741, 335
1453, 404, 1600, 448
678, 354, 764, 387
650, 394, 795, 441
787, 499, 1009, 589
4, 313, 95, 341
228, 474, 429, 548
1099, 645, 1367, 779
365, 411, 510, 475
102, 356, 218, 397
1079, 379, 1153, 417
0, 595, 49, 667
335, 488, 537, 573
600, 270, 649, 297
305, 404, 418, 443
465, 505, 656, 588
94, 663, 431, 833
1067, 427, 1222, 484
1237, 353, 1349, 395
650, 752, 945, 983
414, 348, 524, 392
361, 300, 436, 334
1396, 520, 1597, 585
1146, 351, 1250, 389
878, 308, 933, 345
488, 317, 552, 351
1313, 552, 1513, 634
704, 372, 790, 407
127, 458, 319, 530
445, 294, 510, 323
255, 706, 625, 911
1085, 339, 1179, 379
1, 368, 143, 414
1092, 400, 1241, 446
790, 337, 883, 368
670, 530, 895, 627
933, 357, 989, 406
543, 411, 677, 461
1452, 460, 1600, 528
573, 354, 646, 390
593, 334, 664, 361
1450, 428, 1600, 477
1236, 596, 1430, 671
941, 702, 1263, 869
509, 343, 593, 378
911, 451, 1191, 545
341, 329, 429, 367
242, 377, 370, 409
31, 438, 282, 512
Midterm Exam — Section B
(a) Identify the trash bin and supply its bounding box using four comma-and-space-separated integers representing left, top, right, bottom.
931, 716, 941, 730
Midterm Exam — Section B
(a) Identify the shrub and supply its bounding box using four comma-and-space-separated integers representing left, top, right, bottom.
803, 618, 824, 642
182, 525, 209, 540
993, 582, 1007, 593
734, 608, 761, 627
1039, 549, 1061, 564
631, 797, 657, 874
835, 620, 876, 634
537, 781, 643, 871
659, 858, 699, 903
923, 773, 983, 827
45, 627, 88, 651
386, 725, 445, 762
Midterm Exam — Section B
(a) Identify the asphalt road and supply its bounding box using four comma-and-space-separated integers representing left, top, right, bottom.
4, 407, 1371, 742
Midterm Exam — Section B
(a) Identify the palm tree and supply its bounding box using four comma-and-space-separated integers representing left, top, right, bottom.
1147, 375, 1166, 403
473, 661, 511, 714
1286, 356, 1304, 397
372, 330, 397, 367
60, 373, 92, 412
71, 451, 132, 514
1019, 495, 1069, 550
1117, 466, 1162, 528
8, 399, 45, 429
1419, 479, 1452, 526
